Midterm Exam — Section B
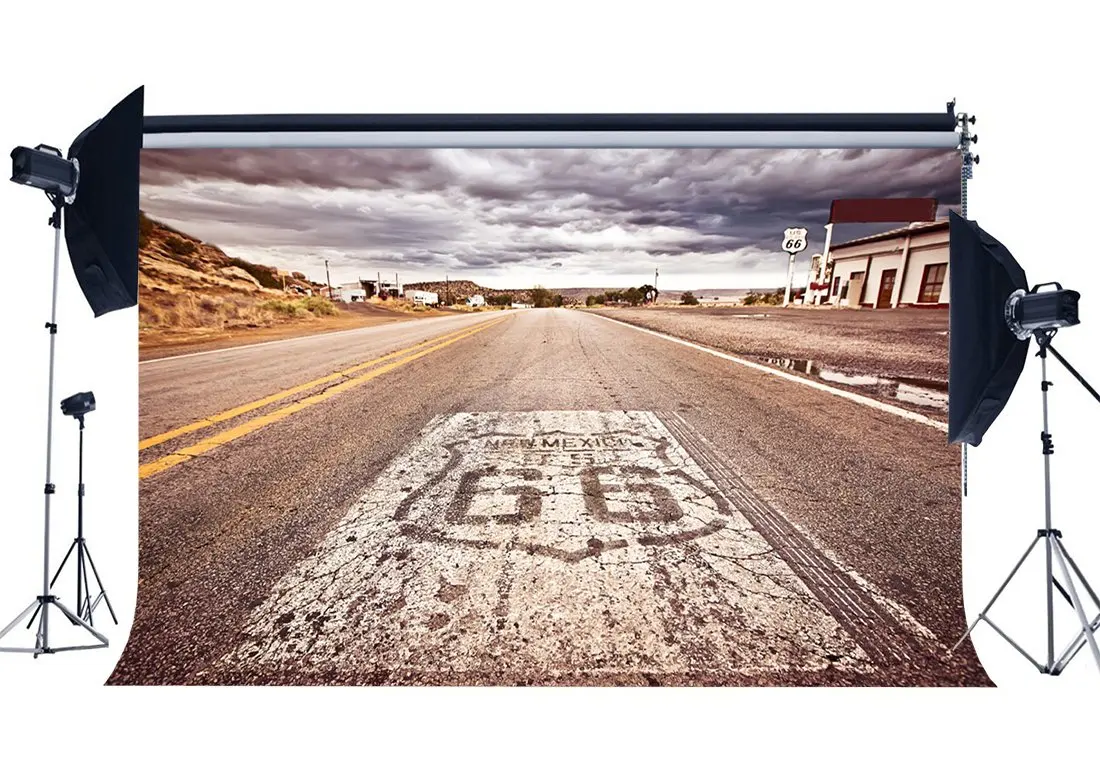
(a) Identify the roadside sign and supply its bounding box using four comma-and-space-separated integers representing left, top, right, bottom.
782, 227, 809, 255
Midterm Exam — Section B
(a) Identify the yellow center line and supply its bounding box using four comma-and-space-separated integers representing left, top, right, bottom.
139, 317, 504, 480
139, 319, 496, 451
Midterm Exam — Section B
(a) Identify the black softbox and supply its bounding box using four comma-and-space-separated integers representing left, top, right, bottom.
64, 86, 143, 317
948, 211, 1031, 446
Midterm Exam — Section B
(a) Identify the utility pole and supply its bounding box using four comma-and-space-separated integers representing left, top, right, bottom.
654, 266, 659, 305
325, 259, 333, 301
446, 274, 450, 306
395, 272, 400, 297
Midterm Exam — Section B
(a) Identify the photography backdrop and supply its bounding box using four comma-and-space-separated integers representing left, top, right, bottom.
0, 0, 1097, 754
124, 144, 968, 687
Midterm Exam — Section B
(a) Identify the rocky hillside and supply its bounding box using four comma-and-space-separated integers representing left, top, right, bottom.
138, 212, 331, 333
402, 279, 535, 305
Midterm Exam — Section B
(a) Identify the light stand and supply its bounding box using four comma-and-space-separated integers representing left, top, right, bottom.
35, 407, 117, 628
951, 329, 1100, 676
0, 196, 108, 656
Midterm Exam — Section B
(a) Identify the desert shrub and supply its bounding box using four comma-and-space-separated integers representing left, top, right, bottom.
300, 296, 337, 316
262, 299, 305, 317
681, 291, 699, 305
228, 258, 282, 289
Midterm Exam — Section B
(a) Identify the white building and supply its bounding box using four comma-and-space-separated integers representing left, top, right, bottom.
825, 220, 949, 308
339, 288, 367, 303
406, 289, 439, 306
466, 294, 486, 307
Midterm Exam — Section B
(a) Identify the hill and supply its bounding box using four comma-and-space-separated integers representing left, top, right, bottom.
402, 279, 535, 305
138, 211, 335, 333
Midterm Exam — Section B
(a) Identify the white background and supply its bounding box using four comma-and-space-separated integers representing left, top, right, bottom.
1, 0, 1098, 755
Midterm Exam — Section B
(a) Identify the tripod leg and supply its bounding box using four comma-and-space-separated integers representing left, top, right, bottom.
76, 542, 85, 621
82, 545, 118, 625
77, 550, 93, 627
49, 600, 107, 647
951, 534, 1042, 654
0, 601, 40, 643
49, 541, 77, 590
1052, 538, 1100, 674
1056, 539, 1100, 610
1051, 540, 1100, 676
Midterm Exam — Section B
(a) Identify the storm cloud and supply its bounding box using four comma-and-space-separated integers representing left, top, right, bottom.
140, 147, 960, 289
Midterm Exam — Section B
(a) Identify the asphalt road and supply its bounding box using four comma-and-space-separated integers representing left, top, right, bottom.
113, 308, 989, 686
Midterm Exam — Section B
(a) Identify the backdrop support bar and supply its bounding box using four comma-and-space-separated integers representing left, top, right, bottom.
142, 131, 962, 151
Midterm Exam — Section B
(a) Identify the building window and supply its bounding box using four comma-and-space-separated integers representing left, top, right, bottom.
831, 275, 841, 297
919, 263, 947, 303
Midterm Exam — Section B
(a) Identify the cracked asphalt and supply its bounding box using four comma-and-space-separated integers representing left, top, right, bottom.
111, 308, 991, 686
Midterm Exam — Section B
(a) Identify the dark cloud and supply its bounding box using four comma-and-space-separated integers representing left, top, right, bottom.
140, 147, 960, 288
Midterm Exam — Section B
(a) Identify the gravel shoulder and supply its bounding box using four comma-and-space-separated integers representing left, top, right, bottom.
594, 305, 949, 418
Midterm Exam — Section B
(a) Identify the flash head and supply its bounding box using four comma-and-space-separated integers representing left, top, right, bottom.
60, 391, 96, 418
1005, 283, 1081, 340
10, 144, 79, 201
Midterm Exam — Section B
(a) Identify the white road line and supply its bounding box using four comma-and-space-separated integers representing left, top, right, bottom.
139, 312, 497, 365
586, 311, 948, 433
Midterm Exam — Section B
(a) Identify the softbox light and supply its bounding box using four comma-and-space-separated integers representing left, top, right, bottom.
948, 211, 1030, 446
64, 86, 143, 317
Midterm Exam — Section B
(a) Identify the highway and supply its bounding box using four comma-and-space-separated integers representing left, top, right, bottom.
112, 308, 989, 686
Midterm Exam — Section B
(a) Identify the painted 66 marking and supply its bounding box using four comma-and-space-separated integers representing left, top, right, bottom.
395, 413, 734, 561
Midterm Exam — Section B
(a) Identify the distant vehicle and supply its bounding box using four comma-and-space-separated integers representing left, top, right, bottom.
339, 288, 367, 303
406, 289, 440, 306
466, 294, 486, 307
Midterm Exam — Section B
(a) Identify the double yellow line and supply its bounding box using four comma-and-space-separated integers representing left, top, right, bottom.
139, 317, 503, 480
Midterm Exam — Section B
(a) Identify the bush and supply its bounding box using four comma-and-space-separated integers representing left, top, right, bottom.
228, 258, 282, 289
300, 296, 337, 316
163, 236, 197, 263
262, 299, 304, 317
680, 291, 699, 305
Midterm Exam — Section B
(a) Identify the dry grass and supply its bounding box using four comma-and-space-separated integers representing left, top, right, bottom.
374, 299, 437, 315
139, 289, 341, 333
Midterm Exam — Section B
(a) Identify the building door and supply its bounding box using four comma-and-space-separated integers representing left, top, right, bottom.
877, 268, 897, 309
847, 272, 865, 306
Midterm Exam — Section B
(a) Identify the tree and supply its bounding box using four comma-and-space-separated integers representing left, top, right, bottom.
623, 287, 644, 306
530, 286, 556, 308
552, 294, 564, 308
681, 291, 699, 305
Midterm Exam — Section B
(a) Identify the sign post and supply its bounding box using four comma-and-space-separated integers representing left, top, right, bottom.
781, 227, 808, 307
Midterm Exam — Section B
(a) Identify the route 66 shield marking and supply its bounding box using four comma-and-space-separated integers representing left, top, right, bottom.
782, 227, 809, 255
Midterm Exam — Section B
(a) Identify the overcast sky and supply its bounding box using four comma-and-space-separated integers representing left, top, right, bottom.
139, 147, 960, 290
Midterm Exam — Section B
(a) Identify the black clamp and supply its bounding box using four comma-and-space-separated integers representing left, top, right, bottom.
44, 483, 55, 495
1041, 432, 1054, 455
1042, 380, 1053, 391
1038, 528, 1063, 539
44, 322, 57, 334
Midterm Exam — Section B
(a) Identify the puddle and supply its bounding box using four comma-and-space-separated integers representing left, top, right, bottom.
752, 357, 948, 411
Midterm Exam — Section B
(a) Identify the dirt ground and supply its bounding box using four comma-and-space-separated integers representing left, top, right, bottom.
595, 305, 949, 417
599, 305, 948, 380
139, 302, 452, 361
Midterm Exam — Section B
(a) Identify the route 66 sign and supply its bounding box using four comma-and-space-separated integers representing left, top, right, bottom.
782, 227, 808, 255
